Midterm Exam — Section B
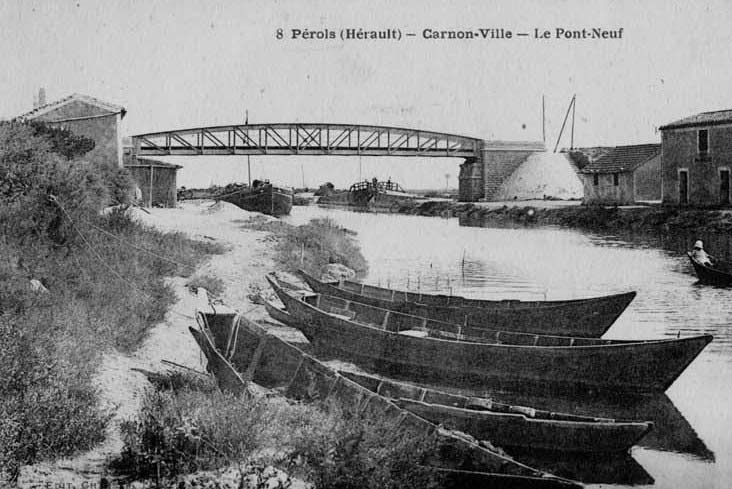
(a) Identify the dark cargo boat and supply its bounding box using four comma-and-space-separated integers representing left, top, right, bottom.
219, 180, 293, 216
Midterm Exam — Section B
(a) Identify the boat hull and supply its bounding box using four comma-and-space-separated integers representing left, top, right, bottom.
264, 304, 652, 453
688, 252, 732, 286
298, 270, 635, 338
220, 185, 293, 216
189, 313, 580, 489
271, 282, 711, 395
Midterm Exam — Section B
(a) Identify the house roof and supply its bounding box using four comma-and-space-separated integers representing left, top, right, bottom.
660, 109, 732, 130
17, 93, 126, 121
124, 155, 182, 169
580, 144, 661, 174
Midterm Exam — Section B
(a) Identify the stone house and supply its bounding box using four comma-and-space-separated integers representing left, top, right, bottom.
18, 92, 126, 169
579, 144, 661, 205
660, 110, 732, 205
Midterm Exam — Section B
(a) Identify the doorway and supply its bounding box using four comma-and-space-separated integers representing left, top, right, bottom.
720, 169, 730, 205
679, 170, 689, 204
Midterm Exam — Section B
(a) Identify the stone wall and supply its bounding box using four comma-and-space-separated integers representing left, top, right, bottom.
481, 150, 534, 201
126, 164, 179, 207
582, 172, 635, 205
458, 157, 483, 201
633, 154, 662, 201
33, 100, 122, 169
662, 126, 732, 205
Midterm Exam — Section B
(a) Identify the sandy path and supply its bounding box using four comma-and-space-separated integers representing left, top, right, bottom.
18, 201, 288, 488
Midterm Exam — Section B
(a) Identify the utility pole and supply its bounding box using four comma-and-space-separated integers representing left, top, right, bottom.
245, 109, 251, 187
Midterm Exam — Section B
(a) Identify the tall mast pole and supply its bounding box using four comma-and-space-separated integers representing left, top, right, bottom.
570, 95, 576, 150
245, 109, 251, 187
553, 94, 576, 153
542, 95, 546, 145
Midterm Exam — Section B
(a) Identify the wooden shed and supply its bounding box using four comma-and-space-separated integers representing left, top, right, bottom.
124, 156, 182, 208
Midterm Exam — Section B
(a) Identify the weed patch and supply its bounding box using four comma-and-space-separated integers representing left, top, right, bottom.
241, 217, 367, 277
114, 372, 442, 489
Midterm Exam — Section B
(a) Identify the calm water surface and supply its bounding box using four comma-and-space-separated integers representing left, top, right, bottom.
284, 206, 732, 488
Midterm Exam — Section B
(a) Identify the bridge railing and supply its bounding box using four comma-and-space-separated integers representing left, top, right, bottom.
131, 123, 482, 158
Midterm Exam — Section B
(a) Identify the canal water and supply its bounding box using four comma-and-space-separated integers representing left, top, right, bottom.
284, 206, 732, 488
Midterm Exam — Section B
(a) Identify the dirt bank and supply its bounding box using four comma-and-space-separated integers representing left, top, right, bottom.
392, 200, 732, 234
18, 200, 301, 488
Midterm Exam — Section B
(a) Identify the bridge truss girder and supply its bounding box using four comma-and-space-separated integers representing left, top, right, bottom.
131, 123, 482, 158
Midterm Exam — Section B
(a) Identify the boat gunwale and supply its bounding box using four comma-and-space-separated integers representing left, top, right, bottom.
299, 269, 637, 310
394, 398, 653, 429
191, 311, 582, 487
269, 280, 713, 352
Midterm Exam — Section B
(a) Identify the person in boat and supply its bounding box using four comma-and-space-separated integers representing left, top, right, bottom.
691, 240, 715, 266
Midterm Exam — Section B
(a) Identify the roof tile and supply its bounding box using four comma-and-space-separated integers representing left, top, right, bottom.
660, 109, 732, 130
580, 144, 660, 173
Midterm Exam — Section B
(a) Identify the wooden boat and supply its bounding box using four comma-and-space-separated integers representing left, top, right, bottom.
189, 312, 581, 489
295, 270, 635, 338
265, 303, 652, 453
218, 180, 293, 216
267, 278, 712, 394
687, 252, 732, 286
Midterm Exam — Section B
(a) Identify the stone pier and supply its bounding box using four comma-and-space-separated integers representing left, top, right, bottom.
459, 141, 546, 201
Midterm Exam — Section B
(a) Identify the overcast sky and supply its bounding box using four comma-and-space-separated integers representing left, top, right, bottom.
2, 0, 731, 187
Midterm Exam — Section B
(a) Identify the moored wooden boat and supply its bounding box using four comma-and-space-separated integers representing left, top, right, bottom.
267, 277, 712, 394
263, 304, 652, 453
218, 180, 293, 216
687, 252, 732, 286
189, 312, 581, 489
296, 269, 635, 338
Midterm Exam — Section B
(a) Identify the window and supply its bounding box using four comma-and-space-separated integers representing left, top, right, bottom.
613, 173, 619, 186
593, 174, 599, 186
698, 129, 709, 153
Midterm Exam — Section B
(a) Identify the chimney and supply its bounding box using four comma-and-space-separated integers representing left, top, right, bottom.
33, 92, 38, 108
38, 88, 46, 106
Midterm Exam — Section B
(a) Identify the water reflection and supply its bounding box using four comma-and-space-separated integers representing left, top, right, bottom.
285, 206, 730, 489
505, 449, 654, 486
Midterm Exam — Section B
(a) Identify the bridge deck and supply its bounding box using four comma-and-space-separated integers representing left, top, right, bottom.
131, 123, 483, 158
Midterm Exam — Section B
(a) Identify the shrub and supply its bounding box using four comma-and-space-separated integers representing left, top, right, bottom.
0, 120, 226, 478
241, 217, 368, 277
114, 373, 442, 489
185, 274, 226, 298
0, 318, 110, 480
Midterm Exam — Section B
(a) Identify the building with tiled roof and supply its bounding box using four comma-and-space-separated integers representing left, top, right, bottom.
18, 91, 126, 169
660, 110, 732, 205
659, 109, 732, 131
579, 144, 661, 205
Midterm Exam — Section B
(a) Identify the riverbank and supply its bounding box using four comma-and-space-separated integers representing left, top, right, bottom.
18, 200, 372, 488
391, 199, 732, 234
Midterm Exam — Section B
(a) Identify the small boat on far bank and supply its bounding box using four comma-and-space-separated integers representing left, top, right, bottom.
687, 252, 732, 286
295, 269, 636, 338
218, 179, 293, 216
318, 178, 421, 212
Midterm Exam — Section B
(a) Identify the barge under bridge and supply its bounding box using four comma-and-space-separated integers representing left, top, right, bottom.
130, 123, 545, 201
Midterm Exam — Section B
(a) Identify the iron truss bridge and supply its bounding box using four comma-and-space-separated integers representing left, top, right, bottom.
131, 123, 483, 158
